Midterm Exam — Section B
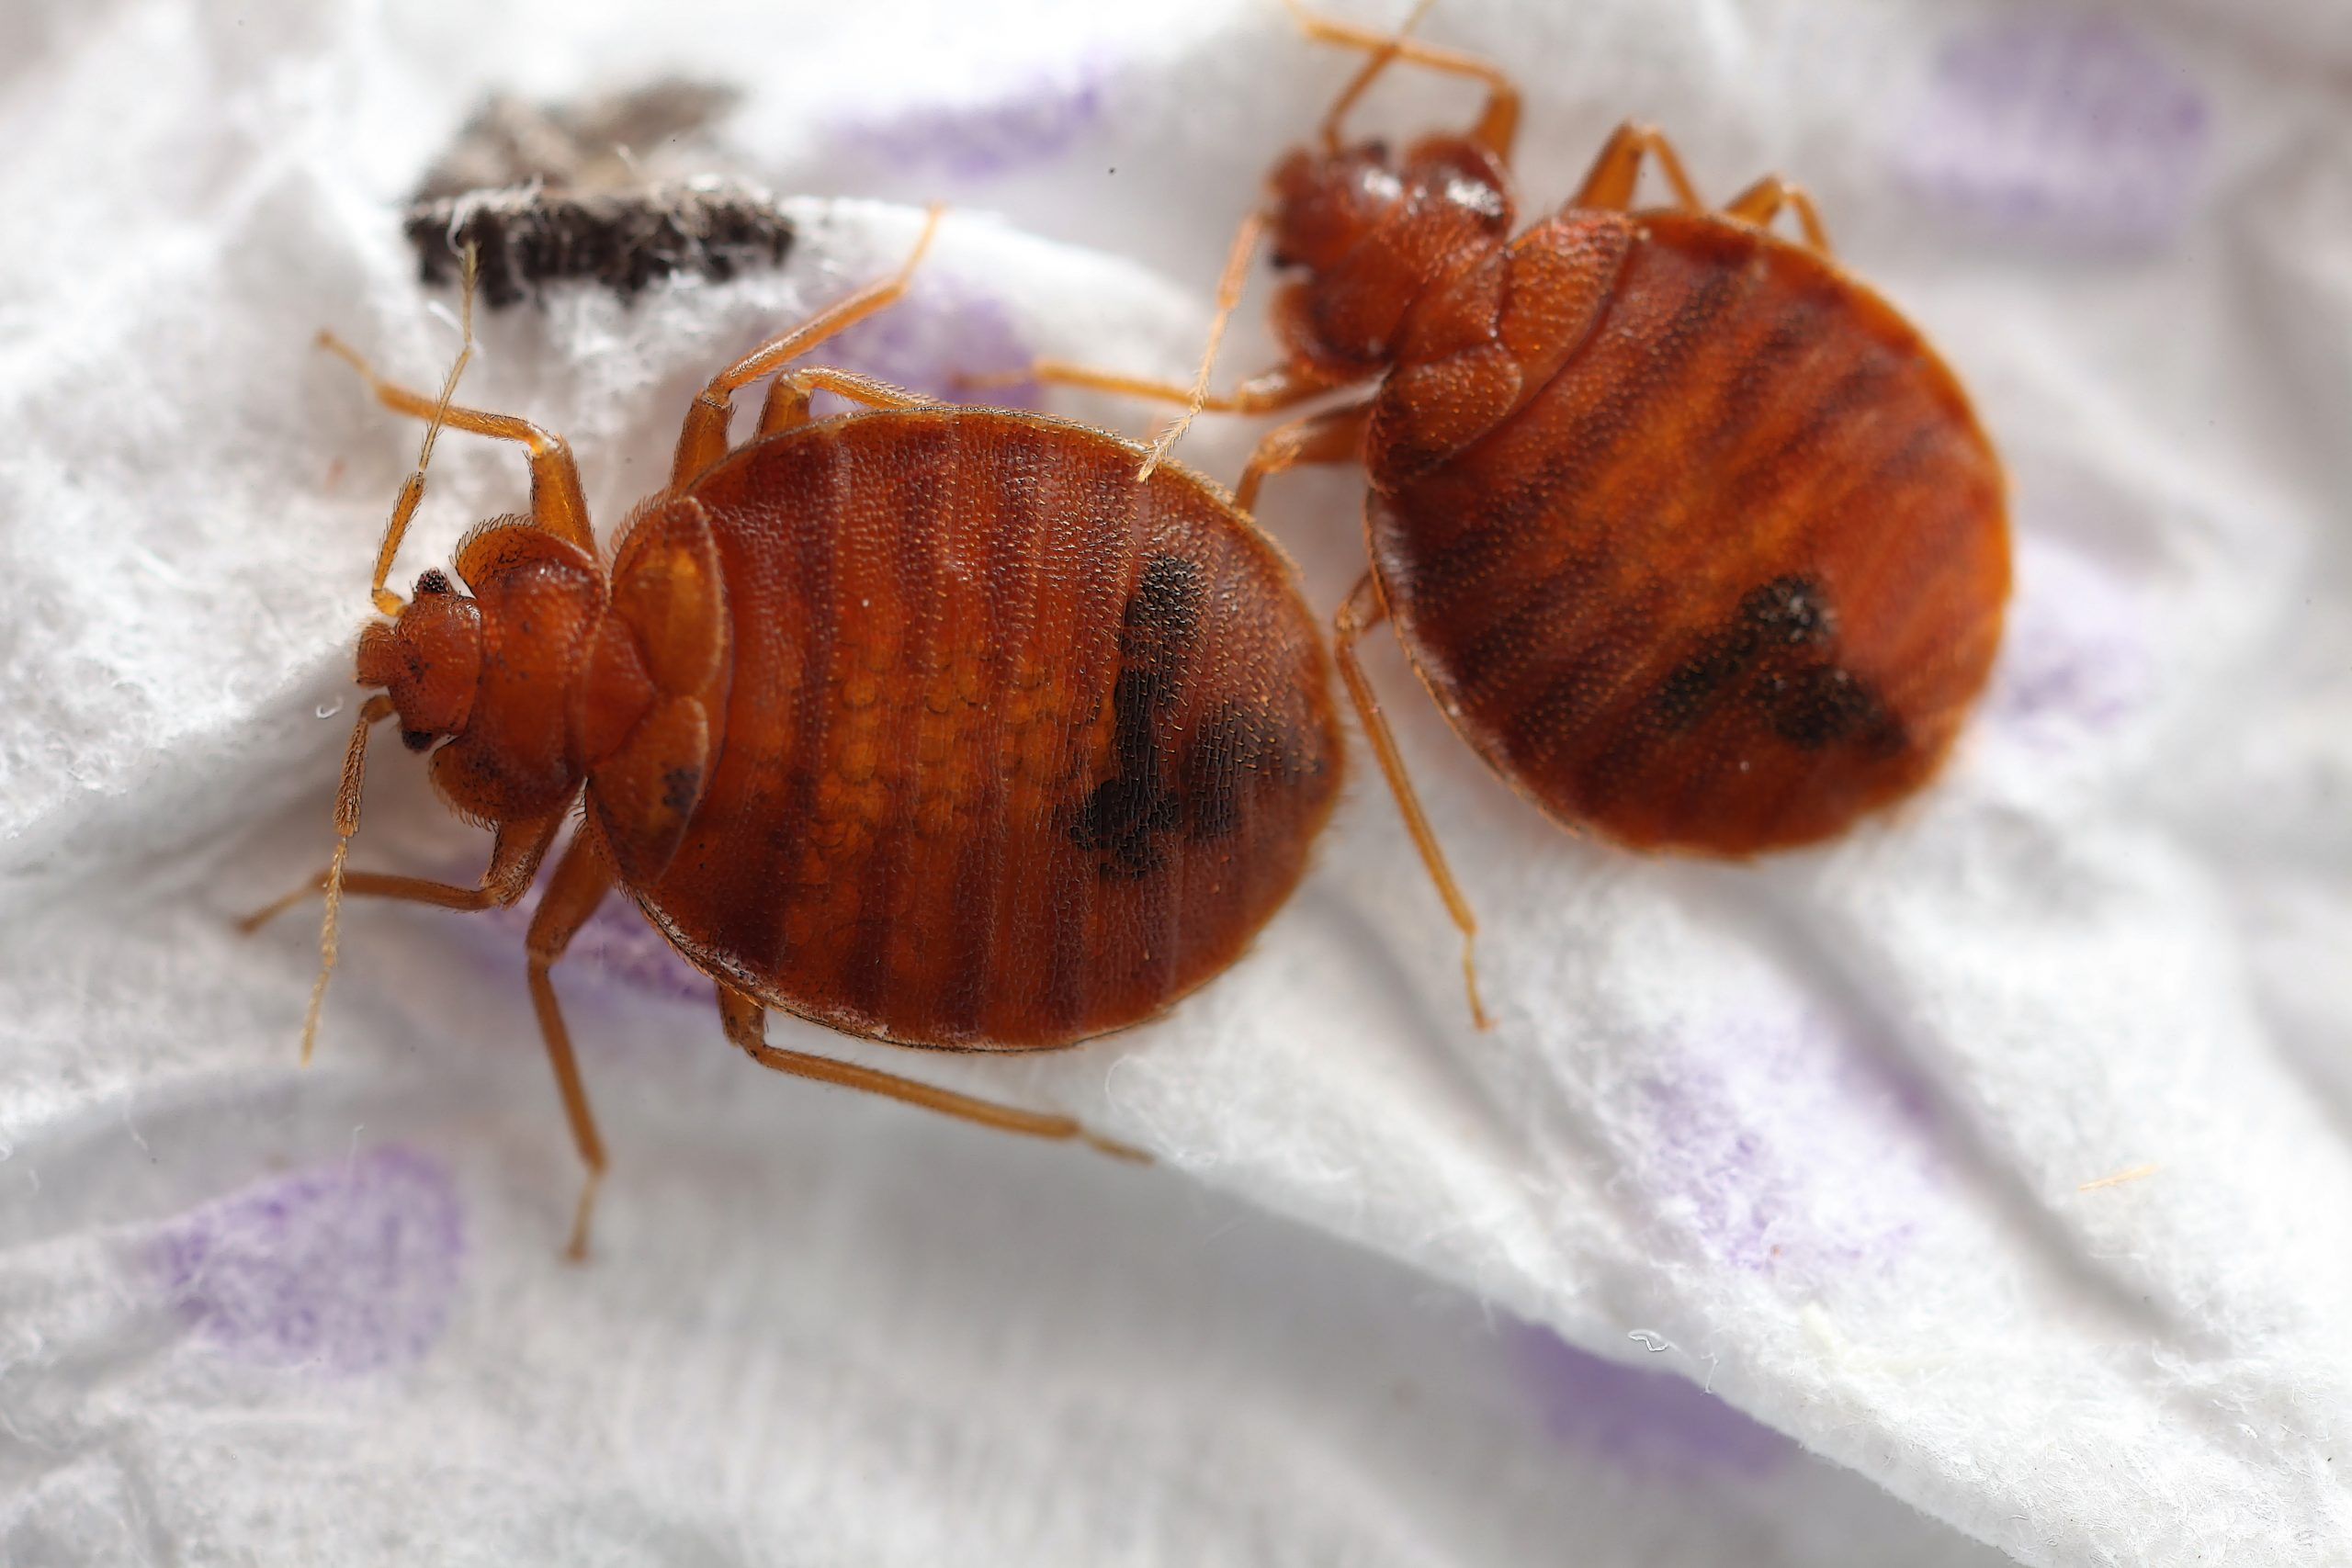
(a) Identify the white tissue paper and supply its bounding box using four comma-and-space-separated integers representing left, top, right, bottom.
3, 0, 2348, 1562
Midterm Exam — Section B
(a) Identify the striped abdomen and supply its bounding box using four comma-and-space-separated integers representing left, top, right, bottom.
1369, 209, 2009, 853
627, 407, 1340, 1048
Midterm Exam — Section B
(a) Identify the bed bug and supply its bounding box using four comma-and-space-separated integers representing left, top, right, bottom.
249, 211, 1343, 1258
1017, 2, 2011, 1023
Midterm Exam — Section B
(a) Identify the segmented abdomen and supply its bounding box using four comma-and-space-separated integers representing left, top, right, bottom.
635, 408, 1341, 1047
1371, 210, 2008, 853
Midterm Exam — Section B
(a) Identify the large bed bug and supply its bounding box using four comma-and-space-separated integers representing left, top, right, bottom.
1016, 3, 2011, 1023
251, 213, 1342, 1257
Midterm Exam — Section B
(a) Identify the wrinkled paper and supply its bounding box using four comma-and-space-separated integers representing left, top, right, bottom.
4, 0, 2349, 1562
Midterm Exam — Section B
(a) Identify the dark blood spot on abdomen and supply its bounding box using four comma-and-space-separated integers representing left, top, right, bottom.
1177, 700, 1316, 843
1647, 572, 1907, 760
1753, 663, 1907, 755
1653, 574, 1837, 732
1069, 554, 1204, 877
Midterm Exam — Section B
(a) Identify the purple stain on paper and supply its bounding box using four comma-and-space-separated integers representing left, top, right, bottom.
150, 1145, 465, 1373
537, 893, 710, 1005
836, 59, 1108, 180
1985, 535, 2152, 748
820, 279, 1042, 409
473, 866, 707, 1007
1897, 13, 2208, 252
1634, 1010, 1939, 1280
1512, 1325, 1794, 1482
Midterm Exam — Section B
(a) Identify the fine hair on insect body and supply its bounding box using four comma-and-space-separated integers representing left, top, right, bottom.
249, 210, 1343, 1258
1005, 0, 2011, 1026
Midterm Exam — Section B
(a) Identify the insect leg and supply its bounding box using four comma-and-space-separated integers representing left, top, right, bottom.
983, 209, 1336, 471
1284, 0, 1521, 162
673, 206, 944, 486
1334, 571, 1492, 1031
1568, 121, 1707, 213
242, 806, 565, 1069
1233, 399, 1374, 513
754, 367, 933, 438
715, 987, 1148, 1162
975, 205, 1342, 447
317, 333, 594, 561
1720, 175, 1833, 254
239, 809, 564, 932
523, 829, 617, 1261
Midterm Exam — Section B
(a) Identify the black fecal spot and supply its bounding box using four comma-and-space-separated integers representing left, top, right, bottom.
661, 764, 700, 818
405, 184, 794, 309
1756, 663, 1905, 754
403, 83, 788, 307
413, 569, 452, 597
1069, 556, 1204, 878
400, 727, 436, 752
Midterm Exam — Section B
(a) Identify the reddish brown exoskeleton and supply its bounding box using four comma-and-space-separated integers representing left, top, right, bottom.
252, 213, 1342, 1257
1021, 3, 2011, 1025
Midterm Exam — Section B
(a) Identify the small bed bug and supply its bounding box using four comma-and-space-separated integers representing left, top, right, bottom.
1018, 2, 2011, 1023
251, 212, 1343, 1258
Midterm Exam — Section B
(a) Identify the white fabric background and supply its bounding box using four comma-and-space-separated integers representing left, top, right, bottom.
3, 0, 2349, 1562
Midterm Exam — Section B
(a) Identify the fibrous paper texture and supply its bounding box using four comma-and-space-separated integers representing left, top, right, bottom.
3, 0, 2349, 1563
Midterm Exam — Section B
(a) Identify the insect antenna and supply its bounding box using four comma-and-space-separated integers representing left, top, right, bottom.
317, 243, 481, 616
1140, 0, 1437, 480
1136, 209, 1266, 483
300, 243, 481, 1065
302, 693, 393, 1064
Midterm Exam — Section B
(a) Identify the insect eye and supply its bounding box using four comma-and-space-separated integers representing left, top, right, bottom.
401, 727, 437, 752
414, 569, 452, 596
